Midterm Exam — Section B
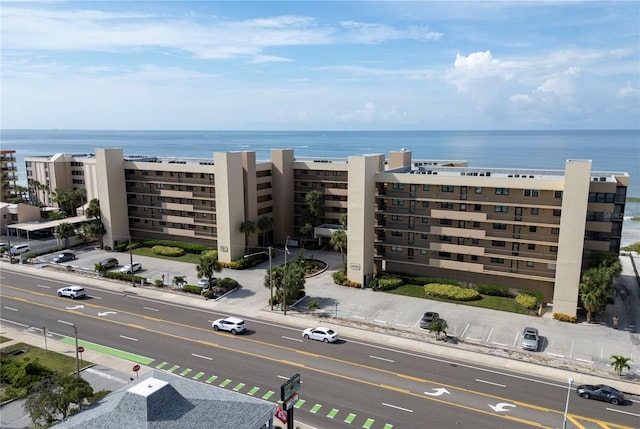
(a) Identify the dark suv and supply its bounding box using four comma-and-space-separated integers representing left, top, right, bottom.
99, 257, 119, 270
419, 312, 440, 329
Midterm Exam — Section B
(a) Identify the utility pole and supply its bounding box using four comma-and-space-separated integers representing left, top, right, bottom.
129, 235, 136, 287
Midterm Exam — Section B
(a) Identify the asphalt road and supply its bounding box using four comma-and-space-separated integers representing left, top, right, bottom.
1, 268, 638, 429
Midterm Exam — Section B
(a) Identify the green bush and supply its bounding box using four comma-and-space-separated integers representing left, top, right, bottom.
202, 289, 217, 299
154, 279, 164, 287
182, 285, 202, 295
151, 245, 185, 257
217, 277, 238, 290
475, 283, 510, 297
515, 293, 538, 309
332, 270, 348, 285
424, 283, 480, 301
518, 289, 544, 304
377, 275, 403, 291
102, 271, 146, 284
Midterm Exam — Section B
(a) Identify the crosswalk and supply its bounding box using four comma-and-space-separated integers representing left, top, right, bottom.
153, 360, 394, 429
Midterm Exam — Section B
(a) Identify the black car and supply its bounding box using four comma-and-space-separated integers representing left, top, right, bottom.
419, 312, 440, 329
576, 384, 625, 405
53, 252, 76, 263
99, 257, 119, 270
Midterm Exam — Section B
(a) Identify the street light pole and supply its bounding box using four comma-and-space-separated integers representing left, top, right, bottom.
283, 237, 290, 316
59, 320, 80, 377
129, 235, 135, 287
562, 377, 574, 429
244, 246, 274, 311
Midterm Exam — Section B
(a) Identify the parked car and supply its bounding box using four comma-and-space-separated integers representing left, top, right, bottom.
98, 257, 119, 270
53, 252, 76, 263
419, 312, 439, 329
198, 277, 219, 289
576, 384, 625, 405
120, 262, 142, 274
6, 244, 31, 256
302, 327, 338, 343
56, 285, 86, 299
211, 317, 246, 334
520, 327, 539, 351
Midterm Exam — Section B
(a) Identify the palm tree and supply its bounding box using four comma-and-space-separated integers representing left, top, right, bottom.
610, 355, 631, 376
172, 275, 187, 288
329, 229, 347, 266
196, 254, 222, 288
54, 222, 76, 248
51, 187, 71, 215
299, 223, 313, 250
579, 267, 612, 322
239, 220, 256, 254
257, 216, 273, 247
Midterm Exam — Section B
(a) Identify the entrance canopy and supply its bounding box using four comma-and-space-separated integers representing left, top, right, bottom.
7, 215, 90, 240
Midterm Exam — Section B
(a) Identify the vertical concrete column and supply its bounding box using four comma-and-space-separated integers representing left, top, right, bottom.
95, 149, 129, 249
215, 152, 246, 262
552, 160, 592, 316
271, 149, 295, 245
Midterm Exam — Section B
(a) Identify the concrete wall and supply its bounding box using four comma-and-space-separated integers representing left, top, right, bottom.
96, 149, 130, 249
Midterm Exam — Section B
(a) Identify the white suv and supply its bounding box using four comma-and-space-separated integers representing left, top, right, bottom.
211, 317, 246, 335
57, 286, 86, 299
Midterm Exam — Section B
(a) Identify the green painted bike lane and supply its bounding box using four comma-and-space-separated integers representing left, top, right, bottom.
60, 337, 154, 364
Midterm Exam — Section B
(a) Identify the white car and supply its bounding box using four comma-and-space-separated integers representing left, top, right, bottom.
211, 317, 246, 335
302, 327, 338, 343
198, 277, 218, 289
120, 262, 142, 274
57, 286, 86, 299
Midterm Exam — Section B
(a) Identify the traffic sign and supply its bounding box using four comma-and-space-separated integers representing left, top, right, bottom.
77, 346, 84, 353
280, 373, 301, 401
132, 364, 141, 372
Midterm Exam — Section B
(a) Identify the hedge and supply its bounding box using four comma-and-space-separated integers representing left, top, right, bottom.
515, 293, 538, 309
424, 283, 480, 301
377, 275, 403, 291
151, 245, 185, 257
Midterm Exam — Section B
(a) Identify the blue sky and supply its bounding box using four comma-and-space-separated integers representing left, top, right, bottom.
1, 1, 638, 130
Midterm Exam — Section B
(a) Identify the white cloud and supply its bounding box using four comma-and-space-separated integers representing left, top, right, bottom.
617, 82, 638, 98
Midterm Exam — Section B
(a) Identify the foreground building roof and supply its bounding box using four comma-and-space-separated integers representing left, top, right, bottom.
53, 370, 277, 429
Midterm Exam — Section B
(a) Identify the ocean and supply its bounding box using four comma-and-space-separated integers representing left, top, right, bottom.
1, 129, 639, 241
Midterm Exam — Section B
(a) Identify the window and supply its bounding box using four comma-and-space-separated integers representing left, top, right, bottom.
421, 233, 428, 239
422, 201, 429, 207
156, 183, 165, 189
495, 188, 509, 195
474, 204, 482, 211
471, 255, 478, 261
393, 183, 405, 190
527, 261, 534, 268
475, 187, 482, 194
531, 208, 539, 215
439, 251, 451, 258
493, 223, 507, 230
472, 238, 479, 245
391, 231, 403, 237
421, 217, 429, 224
554, 191, 563, 199
421, 249, 428, 255
551, 228, 559, 234
524, 189, 540, 197
528, 243, 535, 250
392, 199, 404, 206
494, 205, 508, 213
529, 226, 537, 233
440, 219, 453, 225
423, 184, 430, 191
553, 209, 561, 216
473, 222, 480, 228
442, 185, 454, 192
492, 240, 506, 247
490, 258, 505, 263
391, 246, 403, 252
439, 235, 452, 242
391, 215, 404, 221
550, 246, 558, 253
441, 202, 453, 209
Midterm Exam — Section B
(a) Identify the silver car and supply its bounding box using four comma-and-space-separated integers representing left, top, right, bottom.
521, 327, 539, 351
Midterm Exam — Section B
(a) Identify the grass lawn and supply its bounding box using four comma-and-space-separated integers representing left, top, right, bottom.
0, 336, 11, 343
1, 342, 92, 375
386, 284, 529, 314
132, 248, 202, 265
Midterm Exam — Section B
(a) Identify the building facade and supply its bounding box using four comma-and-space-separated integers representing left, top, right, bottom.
22, 148, 629, 316
1, 149, 19, 202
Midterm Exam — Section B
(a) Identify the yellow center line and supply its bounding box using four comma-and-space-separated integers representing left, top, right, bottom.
1, 286, 633, 429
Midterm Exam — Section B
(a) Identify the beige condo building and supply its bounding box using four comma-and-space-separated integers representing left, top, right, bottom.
24, 148, 629, 316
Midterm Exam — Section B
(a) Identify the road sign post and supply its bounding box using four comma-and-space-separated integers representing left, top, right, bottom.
280, 373, 300, 429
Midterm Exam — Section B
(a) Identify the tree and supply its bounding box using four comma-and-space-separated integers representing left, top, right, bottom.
239, 220, 256, 254
339, 212, 348, 229
257, 216, 273, 247
196, 254, 222, 288
70, 188, 87, 216
264, 258, 306, 306
430, 319, 448, 340
304, 190, 323, 226
172, 275, 187, 288
54, 222, 77, 249
299, 223, 313, 251
85, 198, 101, 220
610, 355, 631, 376
329, 229, 347, 266
51, 187, 72, 215
24, 373, 93, 427
579, 264, 616, 322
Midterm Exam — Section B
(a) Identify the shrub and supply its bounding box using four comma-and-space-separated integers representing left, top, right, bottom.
475, 283, 510, 297
424, 283, 480, 301
217, 277, 238, 290
553, 313, 577, 323
182, 285, 202, 295
377, 275, 403, 291
151, 245, 185, 257
518, 289, 544, 304
202, 289, 217, 299
515, 293, 538, 309
154, 279, 164, 287
332, 270, 347, 285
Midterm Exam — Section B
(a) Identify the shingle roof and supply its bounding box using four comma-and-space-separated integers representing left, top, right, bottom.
53, 370, 276, 429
